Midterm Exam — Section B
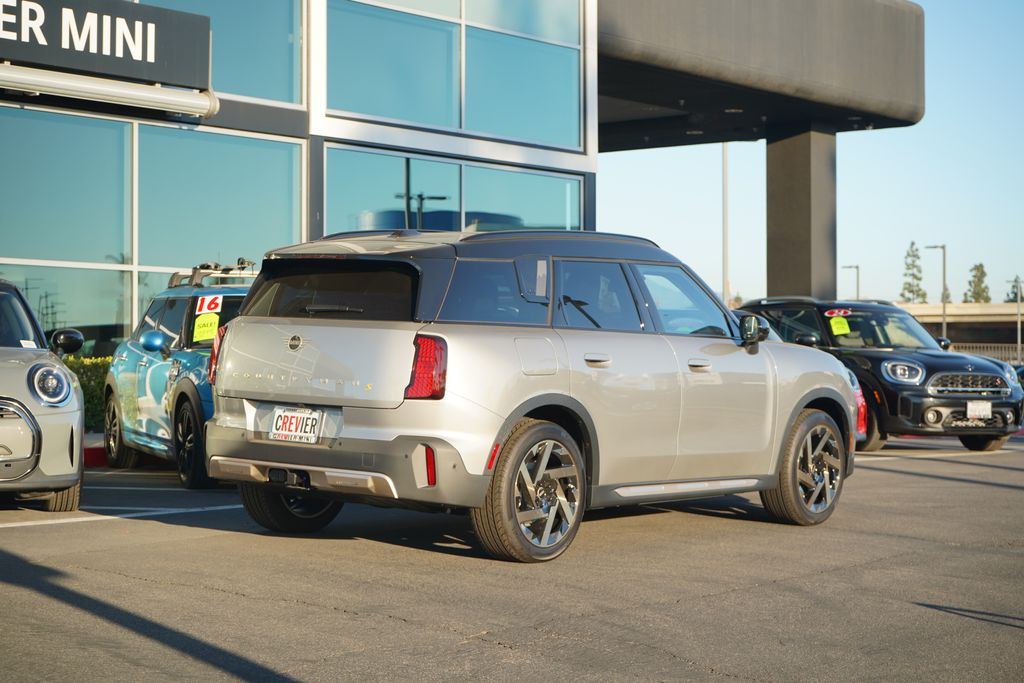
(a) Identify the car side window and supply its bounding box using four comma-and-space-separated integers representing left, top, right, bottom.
439, 260, 548, 325
554, 260, 643, 332
759, 307, 825, 344
633, 264, 731, 337
134, 299, 166, 340
158, 298, 188, 349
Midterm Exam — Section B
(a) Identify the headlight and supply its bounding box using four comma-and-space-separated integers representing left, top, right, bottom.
28, 363, 73, 406
881, 360, 925, 385
1002, 363, 1021, 386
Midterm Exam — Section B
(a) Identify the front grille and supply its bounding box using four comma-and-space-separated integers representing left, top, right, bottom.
928, 373, 1010, 397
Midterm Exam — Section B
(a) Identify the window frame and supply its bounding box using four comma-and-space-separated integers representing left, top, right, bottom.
551, 258, 648, 334
436, 258, 553, 328
627, 262, 741, 340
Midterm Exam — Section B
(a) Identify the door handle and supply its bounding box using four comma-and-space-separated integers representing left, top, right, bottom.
138, 359, 150, 368
584, 353, 611, 366
687, 358, 712, 371
115, 353, 127, 362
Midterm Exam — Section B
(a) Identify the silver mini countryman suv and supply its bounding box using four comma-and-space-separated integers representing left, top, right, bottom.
205, 230, 862, 562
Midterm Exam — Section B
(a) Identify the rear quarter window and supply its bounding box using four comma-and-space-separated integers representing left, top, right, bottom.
439, 260, 548, 325
243, 260, 418, 321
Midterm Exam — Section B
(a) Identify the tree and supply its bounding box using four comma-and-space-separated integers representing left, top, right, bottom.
899, 241, 927, 303
941, 284, 951, 304
963, 263, 991, 303
1007, 278, 1023, 303
729, 292, 744, 309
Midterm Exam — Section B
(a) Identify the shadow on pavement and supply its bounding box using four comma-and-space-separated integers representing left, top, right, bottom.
914, 602, 1024, 631
0, 549, 300, 681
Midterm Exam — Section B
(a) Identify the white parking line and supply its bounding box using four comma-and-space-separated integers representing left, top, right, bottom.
81, 506, 183, 512
0, 505, 244, 529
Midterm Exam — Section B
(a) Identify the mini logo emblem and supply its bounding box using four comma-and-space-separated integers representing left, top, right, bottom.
965, 364, 974, 372
288, 335, 302, 351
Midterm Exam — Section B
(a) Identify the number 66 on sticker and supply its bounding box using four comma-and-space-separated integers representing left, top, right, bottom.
196, 295, 222, 313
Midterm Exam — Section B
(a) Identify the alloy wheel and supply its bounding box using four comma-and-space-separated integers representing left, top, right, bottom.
175, 407, 196, 478
513, 439, 581, 548
797, 425, 842, 513
105, 399, 119, 456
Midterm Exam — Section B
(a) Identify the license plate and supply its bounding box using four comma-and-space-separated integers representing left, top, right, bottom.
966, 401, 992, 420
269, 407, 323, 444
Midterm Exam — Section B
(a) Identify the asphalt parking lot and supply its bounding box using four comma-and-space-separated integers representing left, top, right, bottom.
2, 437, 1023, 682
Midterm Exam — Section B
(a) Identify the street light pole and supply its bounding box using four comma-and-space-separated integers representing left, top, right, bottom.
1010, 276, 1022, 365
842, 265, 860, 300
926, 244, 948, 338
722, 142, 730, 305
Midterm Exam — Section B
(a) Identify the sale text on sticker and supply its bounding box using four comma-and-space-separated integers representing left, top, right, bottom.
193, 313, 220, 343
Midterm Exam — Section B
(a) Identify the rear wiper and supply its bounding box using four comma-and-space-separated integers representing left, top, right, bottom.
304, 304, 364, 315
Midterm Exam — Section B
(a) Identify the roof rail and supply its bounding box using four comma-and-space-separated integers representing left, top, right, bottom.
741, 296, 821, 307
458, 229, 660, 248
854, 299, 897, 306
168, 258, 259, 288
319, 228, 454, 241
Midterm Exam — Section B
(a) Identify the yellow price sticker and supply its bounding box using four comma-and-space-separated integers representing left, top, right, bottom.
192, 312, 220, 343
830, 316, 851, 336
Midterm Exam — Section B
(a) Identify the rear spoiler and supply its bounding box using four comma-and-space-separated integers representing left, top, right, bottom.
168, 258, 258, 288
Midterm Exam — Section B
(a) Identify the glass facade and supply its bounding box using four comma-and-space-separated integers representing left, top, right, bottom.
328, 0, 583, 148
145, 0, 303, 103
327, 147, 581, 233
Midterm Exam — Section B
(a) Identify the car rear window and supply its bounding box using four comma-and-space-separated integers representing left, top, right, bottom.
438, 260, 549, 325
190, 296, 245, 347
243, 260, 418, 321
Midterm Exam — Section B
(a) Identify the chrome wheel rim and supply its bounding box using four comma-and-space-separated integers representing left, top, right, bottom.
175, 407, 196, 479
797, 425, 843, 513
282, 495, 334, 519
514, 439, 581, 548
105, 399, 119, 456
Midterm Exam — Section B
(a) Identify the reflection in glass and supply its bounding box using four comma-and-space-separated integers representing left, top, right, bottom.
464, 166, 580, 231
138, 271, 174, 323
466, 28, 580, 147
328, 1, 459, 128
0, 264, 130, 357
367, 0, 460, 18
145, 0, 302, 102
466, 0, 580, 44
326, 149, 460, 232
0, 108, 130, 264
138, 126, 300, 269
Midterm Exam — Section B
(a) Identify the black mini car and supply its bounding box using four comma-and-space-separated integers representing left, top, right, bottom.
740, 298, 1024, 452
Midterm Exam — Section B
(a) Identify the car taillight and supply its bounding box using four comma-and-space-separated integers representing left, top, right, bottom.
855, 386, 868, 436
405, 334, 446, 400
207, 325, 228, 385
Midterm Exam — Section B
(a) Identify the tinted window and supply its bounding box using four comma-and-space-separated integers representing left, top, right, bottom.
757, 307, 825, 344
190, 297, 245, 348
0, 289, 41, 349
556, 261, 642, 332
439, 261, 548, 325
245, 261, 418, 321
137, 299, 166, 340
155, 298, 188, 349
827, 309, 939, 350
634, 265, 731, 337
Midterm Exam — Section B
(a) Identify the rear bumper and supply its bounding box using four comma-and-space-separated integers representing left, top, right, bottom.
205, 421, 491, 509
881, 394, 1023, 437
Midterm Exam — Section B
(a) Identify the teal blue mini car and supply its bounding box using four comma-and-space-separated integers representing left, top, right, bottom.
103, 262, 254, 488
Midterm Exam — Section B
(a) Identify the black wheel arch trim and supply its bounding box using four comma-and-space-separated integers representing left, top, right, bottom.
491, 394, 600, 506
777, 387, 855, 478
170, 379, 204, 425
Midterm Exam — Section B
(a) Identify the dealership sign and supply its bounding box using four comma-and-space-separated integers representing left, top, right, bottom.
0, 0, 210, 89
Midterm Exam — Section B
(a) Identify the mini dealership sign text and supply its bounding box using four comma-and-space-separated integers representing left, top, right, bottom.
0, 0, 210, 89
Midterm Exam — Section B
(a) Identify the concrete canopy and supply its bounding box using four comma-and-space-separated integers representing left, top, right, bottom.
598, 0, 925, 152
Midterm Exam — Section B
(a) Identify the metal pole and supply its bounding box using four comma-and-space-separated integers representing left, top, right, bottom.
842, 265, 859, 300
941, 245, 947, 338
722, 142, 730, 304
1016, 276, 1022, 365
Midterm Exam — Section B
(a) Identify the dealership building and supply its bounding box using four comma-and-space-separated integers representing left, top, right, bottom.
0, 0, 924, 355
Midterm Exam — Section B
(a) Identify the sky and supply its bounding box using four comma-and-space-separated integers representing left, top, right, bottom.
597, 0, 1024, 304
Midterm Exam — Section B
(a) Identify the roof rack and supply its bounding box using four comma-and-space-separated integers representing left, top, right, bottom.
741, 296, 821, 307
854, 299, 896, 306
168, 258, 259, 288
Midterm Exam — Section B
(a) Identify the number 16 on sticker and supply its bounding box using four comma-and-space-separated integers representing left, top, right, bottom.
196, 295, 222, 313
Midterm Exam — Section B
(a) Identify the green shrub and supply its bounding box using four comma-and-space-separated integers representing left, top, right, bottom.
63, 356, 111, 432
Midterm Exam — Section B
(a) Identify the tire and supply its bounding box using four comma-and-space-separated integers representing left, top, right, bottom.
761, 409, 846, 526
238, 482, 343, 533
857, 404, 887, 453
958, 435, 1009, 452
470, 418, 587, 563
174, 401, 212, 489
104, 392, 138, 469
43, 480, 81, 512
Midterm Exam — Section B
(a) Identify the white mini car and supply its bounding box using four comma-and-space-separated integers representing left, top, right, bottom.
0, 279, 85, 511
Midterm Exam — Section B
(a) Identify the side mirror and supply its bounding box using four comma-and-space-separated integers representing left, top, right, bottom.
740, 314, 770, 346
936, 337, 952, 351
50, 328, 84, 355
794, 333, 820, 347
140, 330, 170, 358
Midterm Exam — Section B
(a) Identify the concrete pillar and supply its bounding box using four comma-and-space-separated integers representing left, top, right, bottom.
766, 124, 837, 298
